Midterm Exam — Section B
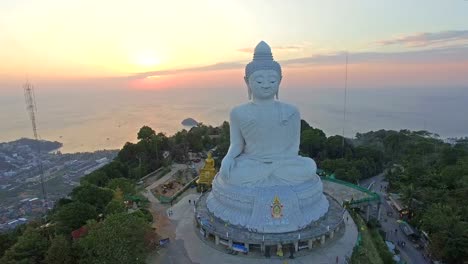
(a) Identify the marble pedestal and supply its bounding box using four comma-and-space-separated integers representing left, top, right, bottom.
206, 174, 329, 233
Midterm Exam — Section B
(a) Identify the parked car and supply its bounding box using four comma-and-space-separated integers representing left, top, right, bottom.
398, 220, 419, 242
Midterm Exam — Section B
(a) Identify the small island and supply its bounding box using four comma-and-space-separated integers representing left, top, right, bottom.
181, 118, 199, 127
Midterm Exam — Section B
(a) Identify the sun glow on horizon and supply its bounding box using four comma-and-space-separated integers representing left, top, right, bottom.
0, 1, 467, 87
132, 51, 162, 70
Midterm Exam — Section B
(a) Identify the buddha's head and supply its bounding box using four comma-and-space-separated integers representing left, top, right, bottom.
245, 41, 282, 100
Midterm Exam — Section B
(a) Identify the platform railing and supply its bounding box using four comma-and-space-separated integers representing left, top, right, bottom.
320, 176, 380, 205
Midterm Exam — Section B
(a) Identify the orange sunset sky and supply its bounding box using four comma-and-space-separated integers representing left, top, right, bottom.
1, 0, 467, 91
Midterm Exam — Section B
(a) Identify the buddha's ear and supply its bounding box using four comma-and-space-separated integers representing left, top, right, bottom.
276, 76, 282, 99
244, 76, 252, 100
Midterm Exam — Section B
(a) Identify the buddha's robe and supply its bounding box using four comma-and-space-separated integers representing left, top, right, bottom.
223, 101, 317, 187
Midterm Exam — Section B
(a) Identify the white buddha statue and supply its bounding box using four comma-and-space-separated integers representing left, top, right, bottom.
207, 41, 328, 233
219, 41, 317, 187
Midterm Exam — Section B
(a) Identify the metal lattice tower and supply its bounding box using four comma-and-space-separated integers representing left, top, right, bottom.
342, 52, 349, 158
24, 81, 48, 210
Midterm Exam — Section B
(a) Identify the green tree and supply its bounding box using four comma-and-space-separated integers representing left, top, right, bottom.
77, 213, 152, 264
354, 146, 383, 170
148, 134, 163, 169
325, 135, 352, 159
400, 183, 416, 212
300, 119, 311, 132
54, 198, 73, 209
171, 144, 187, 163
45, 235, 74, 264
130, 209, 153, 223
354, 158, 372, 178
105, 188, 126, 215
105, 200, 126, 215
106, 178, 136, 195
440, 164, 465, 190
71, 184, 114, 212
101, 161, 128, 180
54, 201, 97, 235
334, 168, 346, 179
0, 224, 27, 258
202, 135, 213, 149
300, 128, 326, 158
0, 227, 49, 264
0, 233, 14, 258
422, 204, 468, 263
118, 142, 140, 165
215, 121, 230, 158
156, 132, 170, 150
174, 129, 188, 145
187, 130, 203, 152
137, 126, 156, 141
383, 132, 408, 162
81, 171, 109, 187
346, 167, 360, 183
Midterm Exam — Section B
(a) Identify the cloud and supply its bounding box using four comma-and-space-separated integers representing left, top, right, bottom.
132, 45, 468, 79
131, 62, 243, 79
237, 45, 304, 53
377, 30, 468, 47
283, 46, 468, 65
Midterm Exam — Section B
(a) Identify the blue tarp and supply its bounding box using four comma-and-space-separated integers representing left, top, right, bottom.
232, 243, 248, 253
159, 238, 170, 246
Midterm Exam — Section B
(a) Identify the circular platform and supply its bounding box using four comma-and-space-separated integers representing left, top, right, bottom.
206, 174, 330, 233
195, 191, 345, 255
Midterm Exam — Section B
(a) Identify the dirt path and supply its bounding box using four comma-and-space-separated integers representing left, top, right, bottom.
142, 162, 201, 240
142, 188, 176, 240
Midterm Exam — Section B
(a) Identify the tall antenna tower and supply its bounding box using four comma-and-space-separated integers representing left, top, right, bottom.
342, 52, 349, 158
24, 81, 48, 210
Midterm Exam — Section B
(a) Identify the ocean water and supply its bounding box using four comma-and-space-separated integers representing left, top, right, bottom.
1, 86, 467, 153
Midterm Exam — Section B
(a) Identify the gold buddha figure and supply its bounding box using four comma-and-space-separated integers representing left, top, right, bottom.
197, 152, 217, 190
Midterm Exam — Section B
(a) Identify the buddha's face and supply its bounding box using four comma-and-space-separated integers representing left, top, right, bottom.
247, 70, 280, 100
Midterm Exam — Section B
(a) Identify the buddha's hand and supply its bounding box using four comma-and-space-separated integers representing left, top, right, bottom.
220, 157, 234, 178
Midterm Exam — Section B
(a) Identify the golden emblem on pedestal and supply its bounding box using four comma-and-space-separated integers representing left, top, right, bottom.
271, 195, 283, 218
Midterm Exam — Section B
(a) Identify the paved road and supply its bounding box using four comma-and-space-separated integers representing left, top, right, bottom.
360, 173, 429, 264
149, 193, 358, 264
